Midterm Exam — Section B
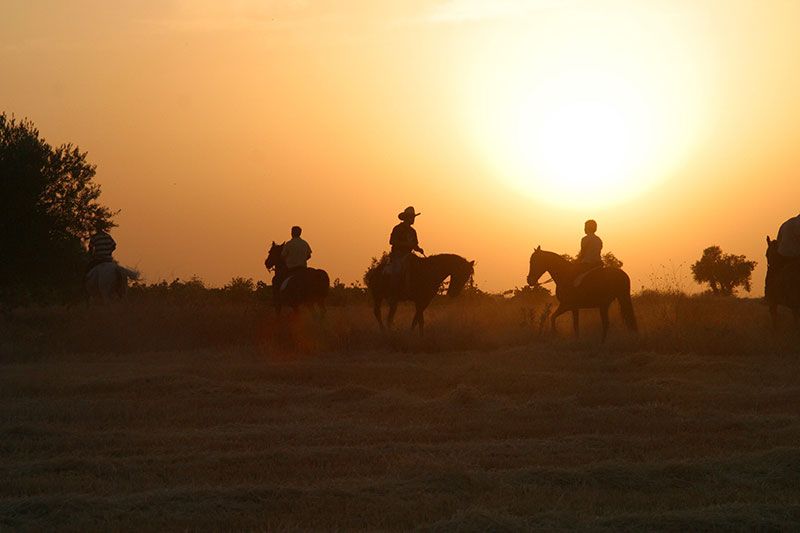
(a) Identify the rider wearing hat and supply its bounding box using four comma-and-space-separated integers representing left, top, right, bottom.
387, 206, 425, 291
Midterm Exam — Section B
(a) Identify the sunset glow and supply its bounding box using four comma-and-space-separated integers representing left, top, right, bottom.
3, 1, 799, 292
466, 8, 710, 208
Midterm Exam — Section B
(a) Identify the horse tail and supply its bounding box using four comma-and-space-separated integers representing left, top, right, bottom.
317, 269, 330, 297
117, 265, 141, 281
618, 289, 638, 332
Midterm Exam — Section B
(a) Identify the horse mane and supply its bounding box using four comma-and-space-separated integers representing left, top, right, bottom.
424, 253, 468, 264
533, 249, 571, 266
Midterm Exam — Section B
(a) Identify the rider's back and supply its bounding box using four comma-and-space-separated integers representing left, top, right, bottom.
579, 234, 603, 264
282, 237, 312, 269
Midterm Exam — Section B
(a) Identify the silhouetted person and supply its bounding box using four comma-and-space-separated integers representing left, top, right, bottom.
86, 228, 116, 276
273, 226, 312, 292
282, 226, 312, 272
576, 219, 603, 274
777, 213, 800, 260
388, 206, 424, 293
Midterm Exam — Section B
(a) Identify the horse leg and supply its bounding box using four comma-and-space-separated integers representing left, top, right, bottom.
769, 303, 778, 330
373, 296, 384, 329
572, 310, 580, 338
411, 306, 425, 336
387, 299, 399, 329
550, 304, 569, 334
599, 305, 610, 342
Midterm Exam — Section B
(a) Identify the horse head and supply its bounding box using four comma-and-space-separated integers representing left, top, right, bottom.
766, 235, 785, 269
527, 245, 546, 286
446, 258, 475, 297
264, 241, 285, 271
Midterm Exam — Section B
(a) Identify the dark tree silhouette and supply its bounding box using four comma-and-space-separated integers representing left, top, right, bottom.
561, 252, 623, 269
691, 246, 756, 296
603, 252, 623, 269
1, 113, 116, 302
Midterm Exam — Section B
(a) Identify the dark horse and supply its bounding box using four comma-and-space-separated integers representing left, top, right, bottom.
264, 241, 330, 315
365, 253, 475, 335
527, 246, 637, 341
765, 236, 800, 328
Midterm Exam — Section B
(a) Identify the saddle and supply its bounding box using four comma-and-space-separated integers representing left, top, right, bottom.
573, 265, 603, 288
279, 267, 309, 292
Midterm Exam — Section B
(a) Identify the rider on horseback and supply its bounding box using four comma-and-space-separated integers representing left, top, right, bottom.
576, 219, 603, 274
277, 226, 312, 289
86, 228, 116, 277
387, 206, 424, 294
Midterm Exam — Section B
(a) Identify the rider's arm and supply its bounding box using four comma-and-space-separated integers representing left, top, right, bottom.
577, 236, 587, 261
410, 228, 423, 254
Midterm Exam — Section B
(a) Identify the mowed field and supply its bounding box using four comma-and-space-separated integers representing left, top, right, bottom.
2, 295, 800, 530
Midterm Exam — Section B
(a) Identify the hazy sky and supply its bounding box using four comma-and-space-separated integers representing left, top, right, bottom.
3, 0, 799, 293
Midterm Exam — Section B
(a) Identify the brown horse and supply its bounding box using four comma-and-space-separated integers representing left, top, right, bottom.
365, 253, 474, 335
765, 236, 800, 328
265, 241, 329, 315
527, 246, 637, 341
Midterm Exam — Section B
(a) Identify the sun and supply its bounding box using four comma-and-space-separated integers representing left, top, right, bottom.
463, 10, 709, 209
504, 71, 661, 207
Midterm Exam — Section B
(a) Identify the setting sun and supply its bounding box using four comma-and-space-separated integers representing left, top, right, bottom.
508, 72, 656, 206
465, 8, 710, 208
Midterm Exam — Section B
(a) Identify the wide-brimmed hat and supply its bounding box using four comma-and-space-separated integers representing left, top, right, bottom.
398, 206, 421, 221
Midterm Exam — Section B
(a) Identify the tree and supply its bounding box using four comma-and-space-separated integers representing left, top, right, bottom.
562, 252, 623, 268
691, 246, 756, 296
602, 252, 623, 269
0, 113, 116, 301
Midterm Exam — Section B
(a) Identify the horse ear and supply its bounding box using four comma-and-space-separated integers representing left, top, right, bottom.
767, 236, 771, 244
469, 260, 475, 267
535, 245, 541, 251
272, 241, 275, 246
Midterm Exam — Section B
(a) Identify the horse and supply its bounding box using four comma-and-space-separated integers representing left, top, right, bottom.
264, 241, 329, 315
527, 246, 637, 341
85, 262, 140, 303
765, 236, 800, 328
365, 253, 475, 335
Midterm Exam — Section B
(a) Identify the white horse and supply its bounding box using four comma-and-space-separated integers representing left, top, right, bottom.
85, 262, 140, 303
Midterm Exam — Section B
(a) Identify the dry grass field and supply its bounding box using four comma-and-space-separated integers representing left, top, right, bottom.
2, 294, 800, 530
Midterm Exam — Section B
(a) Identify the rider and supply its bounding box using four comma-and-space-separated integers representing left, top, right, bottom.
777, 213, 800, 260
278, 226, 312, 288
388, 206, 424, 292
86, 228, 117, 276
576, 219, 603, 274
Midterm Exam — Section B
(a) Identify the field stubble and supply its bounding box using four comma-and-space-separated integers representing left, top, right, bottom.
2, 293, 800, 529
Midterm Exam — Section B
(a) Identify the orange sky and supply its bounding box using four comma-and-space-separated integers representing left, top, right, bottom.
3, 1, 799, 293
